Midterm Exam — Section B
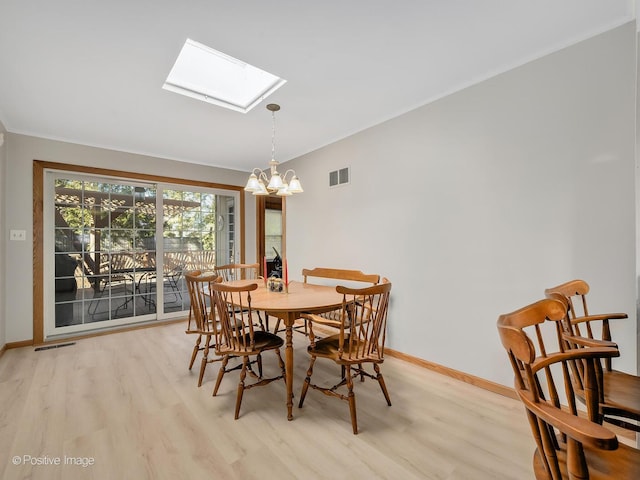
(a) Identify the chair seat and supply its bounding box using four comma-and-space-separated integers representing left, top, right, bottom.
603, 370, 640, 417
308, 334, 382, 364
218, 330, 283, 355
532, 436, 640, 480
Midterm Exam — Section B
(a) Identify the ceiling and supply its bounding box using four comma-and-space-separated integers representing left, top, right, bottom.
0, 1, 635, 172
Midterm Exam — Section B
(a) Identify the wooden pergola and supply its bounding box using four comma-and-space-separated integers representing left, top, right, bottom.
54, 187, 201, 282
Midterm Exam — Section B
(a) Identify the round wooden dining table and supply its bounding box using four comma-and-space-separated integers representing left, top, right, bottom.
225, 279, 344, 420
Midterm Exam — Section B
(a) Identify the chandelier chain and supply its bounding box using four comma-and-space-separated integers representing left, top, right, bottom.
243, 103, 303, 196
271, 109, 276, 161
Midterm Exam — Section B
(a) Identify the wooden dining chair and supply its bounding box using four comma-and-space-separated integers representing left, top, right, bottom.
185, 269, 202, 369
272, 267, 380, 335
497, 298, 639, 480
209, 281, 286, 419
298, 278, 391, 434
544, 279, 640, 432
185, 272, 225, 387
214, 263, 273, 330
214, 263, 261, 282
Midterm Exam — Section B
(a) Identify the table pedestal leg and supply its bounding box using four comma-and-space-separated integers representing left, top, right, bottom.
284, 312, 295, 420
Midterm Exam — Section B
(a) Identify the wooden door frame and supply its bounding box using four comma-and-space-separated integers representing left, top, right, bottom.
256, 195, 285, 277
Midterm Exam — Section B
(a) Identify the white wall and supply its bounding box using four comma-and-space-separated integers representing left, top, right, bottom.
0, 120, 7, 349
637, 28, 640, 380
285, 22, 638, 387
4, 134, 256, 343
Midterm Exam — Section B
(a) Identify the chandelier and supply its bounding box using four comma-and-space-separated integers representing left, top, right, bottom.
244, 103, 303, 196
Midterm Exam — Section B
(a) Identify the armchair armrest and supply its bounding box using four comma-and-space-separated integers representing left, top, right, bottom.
518, 391, 618, 450
570, 313, 627, 325
562, 333, 618, 349
531, 347, 620, 371
570, 313, 627, 347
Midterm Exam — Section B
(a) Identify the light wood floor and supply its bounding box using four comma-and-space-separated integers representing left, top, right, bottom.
0, 321, 536, 480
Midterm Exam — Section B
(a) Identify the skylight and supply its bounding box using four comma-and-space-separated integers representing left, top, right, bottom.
163, 39, 286, 113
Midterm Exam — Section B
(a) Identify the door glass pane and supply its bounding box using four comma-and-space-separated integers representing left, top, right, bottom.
265, 209, 282, 258
215, 193, 236, 266
53, 179, 157, 328
163, 189, 224, 313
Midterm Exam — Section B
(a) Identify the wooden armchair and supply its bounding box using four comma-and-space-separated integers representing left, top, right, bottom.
298, 279, 391, 434
497, 298, 639, 479
545, 279, 640, 432
209, 281, 286, 419
544, 279, 627, 369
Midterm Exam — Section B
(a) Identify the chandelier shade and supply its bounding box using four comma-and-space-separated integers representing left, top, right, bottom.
244, 104, 303, 196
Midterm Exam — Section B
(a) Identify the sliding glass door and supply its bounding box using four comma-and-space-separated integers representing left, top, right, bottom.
159, 186, 238, 313
44, 171, 239, 338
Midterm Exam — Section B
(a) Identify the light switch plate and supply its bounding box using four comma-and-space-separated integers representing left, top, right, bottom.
10, 229, 26, 241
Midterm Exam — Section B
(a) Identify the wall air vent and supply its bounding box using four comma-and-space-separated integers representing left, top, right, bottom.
329, 167, 350, 188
